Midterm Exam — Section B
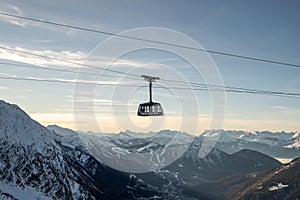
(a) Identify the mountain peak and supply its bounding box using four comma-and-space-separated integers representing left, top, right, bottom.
0, 99, 55, 149
0, 100, 25, 114
0, 100, 96, 199
47, 124, 78, 136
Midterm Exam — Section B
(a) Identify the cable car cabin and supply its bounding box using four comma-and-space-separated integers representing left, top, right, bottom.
137, 102, 163, 116
137, 75, 164, 117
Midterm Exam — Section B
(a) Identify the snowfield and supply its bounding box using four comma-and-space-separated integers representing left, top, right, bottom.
268, 183, 289, 191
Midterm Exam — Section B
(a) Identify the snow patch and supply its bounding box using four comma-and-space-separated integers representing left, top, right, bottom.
285, 139, 300, 149
268, 183, 288, 191
0, 181, 51, 200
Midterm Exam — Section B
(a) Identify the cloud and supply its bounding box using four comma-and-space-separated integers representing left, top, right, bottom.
0, 45, 166, 72
271, 106, 287, 110
0, 72, 17, 77
0, 3, 28, 27
0, 85, 31, 93
0, 86, 9, 90
85, 54, 165, 70
271, 105, 300, 115
0, 45, 86, 68
29, 39, 56, 44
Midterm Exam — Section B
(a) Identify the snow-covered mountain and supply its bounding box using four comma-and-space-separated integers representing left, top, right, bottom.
0, 100, 95, 199
47, 124, 81, 149
74, 129, 300, 161
50, 124, 281, 199
0, 99, 297, 199
228, 157, 300, 199
203, 130, 300, 160
0, 100, 163, 199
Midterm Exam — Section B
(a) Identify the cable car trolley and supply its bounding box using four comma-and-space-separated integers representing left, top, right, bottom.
137, 75, 164, 116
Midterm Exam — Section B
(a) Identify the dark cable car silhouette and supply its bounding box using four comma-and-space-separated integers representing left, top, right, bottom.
137, 75, 164, 116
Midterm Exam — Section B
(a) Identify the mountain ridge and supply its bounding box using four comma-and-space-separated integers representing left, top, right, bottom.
0, 99, 297, 199
227, 158, 300, 199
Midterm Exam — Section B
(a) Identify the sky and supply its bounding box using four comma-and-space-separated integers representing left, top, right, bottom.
0, 0, 300, 134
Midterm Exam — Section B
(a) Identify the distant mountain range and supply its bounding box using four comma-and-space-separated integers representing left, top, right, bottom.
210, 129, 300, 161
0, 99, 299, 199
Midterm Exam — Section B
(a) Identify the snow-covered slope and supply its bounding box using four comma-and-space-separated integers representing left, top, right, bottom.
0, 100, 95, 199
47, 124, 81, 149
0, 181, 51, 200
0, 100, 57, 151
0, 100, 166, 200
228, 158, 300, 200
206, 129, 299, 147
206, 129, 300, 159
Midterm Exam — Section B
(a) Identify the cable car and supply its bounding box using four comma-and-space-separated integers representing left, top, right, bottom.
137, 75, 164, 116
